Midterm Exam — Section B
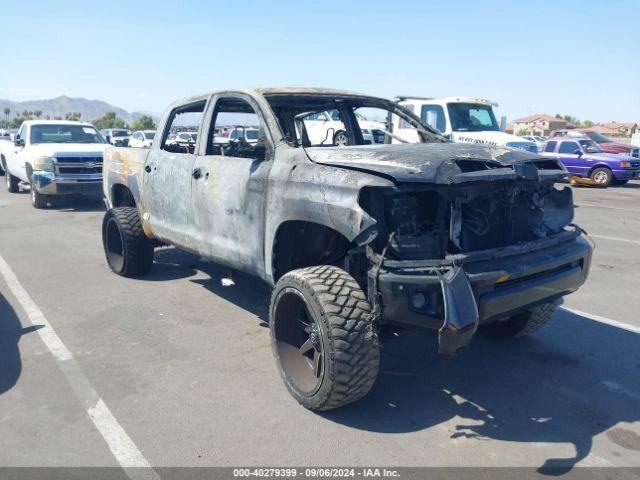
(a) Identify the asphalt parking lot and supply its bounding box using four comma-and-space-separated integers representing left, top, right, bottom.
0, 182, 639, 474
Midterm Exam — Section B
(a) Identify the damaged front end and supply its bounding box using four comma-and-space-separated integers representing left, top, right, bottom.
356, 161, 593, 355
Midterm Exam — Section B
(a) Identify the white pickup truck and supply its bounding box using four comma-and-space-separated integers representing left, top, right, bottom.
0, 120, 107, 208
394, 97, 538, 153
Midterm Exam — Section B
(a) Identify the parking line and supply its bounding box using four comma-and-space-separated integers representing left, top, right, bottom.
0, 254, 158, 480
576, 203, 640, 214
561, 306, 640, 334
588, 234, 640, 246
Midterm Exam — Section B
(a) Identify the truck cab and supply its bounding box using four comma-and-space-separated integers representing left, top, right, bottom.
394, 96, 538, 153
0, 120, 106, 208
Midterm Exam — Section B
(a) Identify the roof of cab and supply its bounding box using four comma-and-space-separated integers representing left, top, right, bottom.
165, 87, 384, 109
397, 96, 498, 107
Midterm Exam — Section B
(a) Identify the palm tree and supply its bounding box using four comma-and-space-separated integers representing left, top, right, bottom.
34, 110, 42, 119
3, 107, 9, 122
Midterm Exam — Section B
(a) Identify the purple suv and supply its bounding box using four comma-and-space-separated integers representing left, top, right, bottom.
540, 137, 640, 186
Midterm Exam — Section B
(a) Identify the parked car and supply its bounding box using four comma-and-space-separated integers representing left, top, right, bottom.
540, 137, 640, 186
0, 120, 106, 208
101, 88, 592, 411
129, 130, 155, 148
521, 135, 545, 151
228, 126, 260, 144
395, 96, 538, 153
175, 131, 198, 144
301, 109, 384, 145
101, 128, 130, 147
549, 129, 639, 158
0, 128, 18, 142
165, 131, 199, 151
0, 129, 14, 174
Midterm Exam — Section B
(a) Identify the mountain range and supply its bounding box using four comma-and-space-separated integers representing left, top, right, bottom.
0, 95, 159, 123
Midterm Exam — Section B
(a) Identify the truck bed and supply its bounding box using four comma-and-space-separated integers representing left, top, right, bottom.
102, 146, 150, 201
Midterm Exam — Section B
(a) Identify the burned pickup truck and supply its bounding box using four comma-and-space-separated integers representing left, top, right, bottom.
101, 88, 592, 411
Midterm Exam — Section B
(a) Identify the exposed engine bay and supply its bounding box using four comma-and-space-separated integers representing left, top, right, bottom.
359, 179, 574, 259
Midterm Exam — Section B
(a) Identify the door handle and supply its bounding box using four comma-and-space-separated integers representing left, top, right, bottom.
144, 165, 152, 173
192, 168, 202, 180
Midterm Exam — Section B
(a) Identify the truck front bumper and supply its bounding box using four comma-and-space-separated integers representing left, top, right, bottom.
33, 171, 102, 196
375, 227, 593, 355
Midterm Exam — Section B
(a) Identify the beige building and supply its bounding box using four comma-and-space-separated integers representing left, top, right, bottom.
512, 114, 569, 136
593, 122, 638, 138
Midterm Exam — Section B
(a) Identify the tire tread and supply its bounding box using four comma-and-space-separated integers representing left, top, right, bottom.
271, 265, 379, 411
102, 207, 153, 276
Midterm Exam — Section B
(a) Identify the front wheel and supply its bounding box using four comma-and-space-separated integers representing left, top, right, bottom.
479, 302, 558, 338
30, 182, 48, 209
333, 130, 349, 146
590, 167, 613, 186
102, 207, 154, 277
270, 266, 379, 411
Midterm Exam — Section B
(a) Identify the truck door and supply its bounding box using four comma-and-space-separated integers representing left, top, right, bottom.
8, 124, 28, 180
191, 94, 273, 275
557, 140, 587, 176
142, 100, 206, 249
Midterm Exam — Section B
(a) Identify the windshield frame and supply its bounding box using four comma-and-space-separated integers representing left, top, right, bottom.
264, 94, 445, 148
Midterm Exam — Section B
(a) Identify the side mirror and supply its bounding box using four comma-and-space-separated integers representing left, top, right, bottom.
14, 137, 24, 147
574, 149, 583, 156
253, 143, 267, 161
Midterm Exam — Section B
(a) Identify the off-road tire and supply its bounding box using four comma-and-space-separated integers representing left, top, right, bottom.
479, 302, 558, 338
590, 167, 613, 186
5, 168, 19, 193
270, 265, 379, 411
30, 182, 48, 209
102, 207, 154, 277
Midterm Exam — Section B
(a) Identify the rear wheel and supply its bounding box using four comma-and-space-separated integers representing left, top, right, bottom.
5, 168, 19, 193
590, 167, 613, 186
479, 302, 558, 338
102, 207, 154, 277
270, 266, 379, 411
30, 182, 48, 209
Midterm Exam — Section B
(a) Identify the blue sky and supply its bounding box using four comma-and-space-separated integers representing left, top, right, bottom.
1, 0, 638, 123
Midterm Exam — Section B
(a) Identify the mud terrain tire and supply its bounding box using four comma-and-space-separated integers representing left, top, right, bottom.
102, 207, 154, 277
479, 302, 558, 338
270, 266, 379, 411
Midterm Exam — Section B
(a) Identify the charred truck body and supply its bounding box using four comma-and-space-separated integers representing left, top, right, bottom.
101, 88, 592, 411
